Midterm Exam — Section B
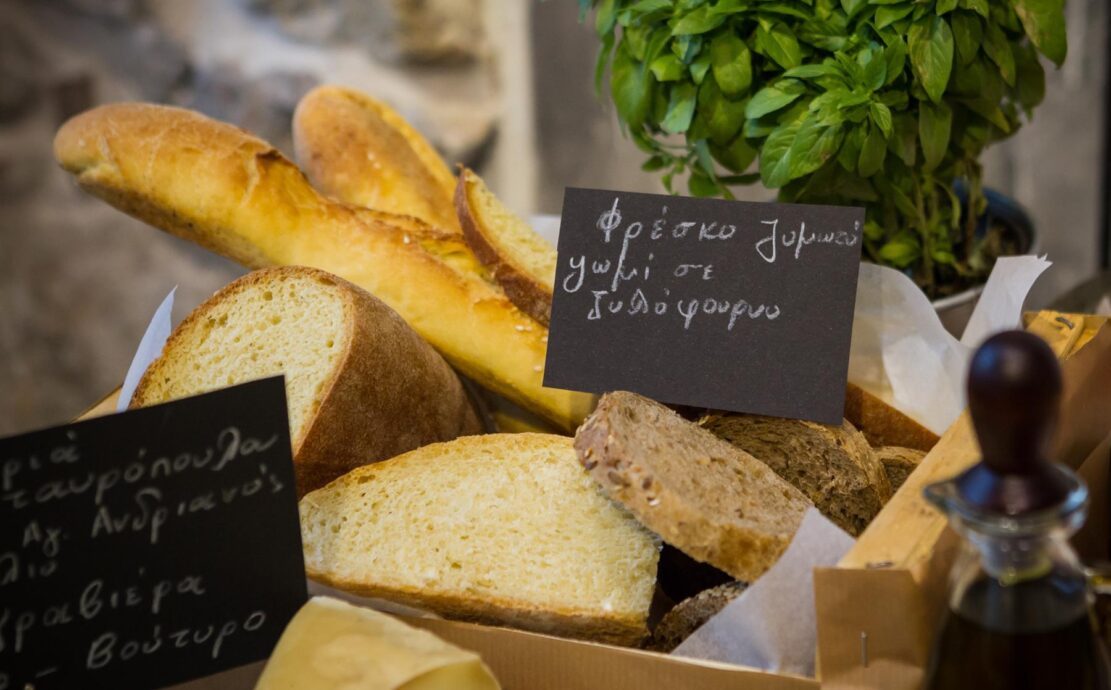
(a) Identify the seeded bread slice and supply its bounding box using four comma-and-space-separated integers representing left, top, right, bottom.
875, 446, 926, 491
648, 582, 748, 653
574, 392, 811, 582
699, 414, 891, 536
300, 433, 660, 646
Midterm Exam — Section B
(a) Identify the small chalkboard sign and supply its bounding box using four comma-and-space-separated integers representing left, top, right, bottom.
0, 377, 306, 690
544, 189, 864, 424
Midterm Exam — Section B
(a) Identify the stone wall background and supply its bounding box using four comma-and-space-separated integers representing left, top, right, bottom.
1, 0, 1108, 436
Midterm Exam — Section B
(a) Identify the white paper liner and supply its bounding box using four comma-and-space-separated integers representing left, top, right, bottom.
117, 286, 176, 412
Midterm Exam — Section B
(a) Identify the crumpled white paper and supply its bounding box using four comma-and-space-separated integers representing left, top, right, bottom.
117, 287, 177, 411
848, 256, 1051, 434
671, 509, 853, 676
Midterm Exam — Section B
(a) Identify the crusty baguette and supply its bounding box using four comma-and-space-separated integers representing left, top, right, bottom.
844, 382, 939, 452
874, 445, 926, 491
130, 266, 482, 495
299, 434, 660, 646
456, 167, 556, 325
54, 103, 594, 431
699, 413, 890, 536
575, 392, 811, 582
293, 85, 461, 233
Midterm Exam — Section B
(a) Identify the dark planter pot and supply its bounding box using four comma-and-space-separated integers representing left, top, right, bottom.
932, 187, 1037, 336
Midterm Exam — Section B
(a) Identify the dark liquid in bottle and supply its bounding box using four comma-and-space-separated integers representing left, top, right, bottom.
925, 577, 1111, 690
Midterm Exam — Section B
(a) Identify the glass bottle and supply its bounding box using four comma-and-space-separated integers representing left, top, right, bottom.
923, 331, 1111, 690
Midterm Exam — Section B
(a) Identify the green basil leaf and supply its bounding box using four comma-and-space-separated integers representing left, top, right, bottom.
959, 97, 1012, 133
960, 0, 989, 18
688, 169, 721, 196
982, 23, 1016, 86
936, 0, 959, 15
758, 3, 813, 20
908, 16, 955, 103
699, 75, 748, 143
869, 101, 893, 138
710, 32, 753, 96
875, 4, 914, 29
838, 125, 865, 171
878, 235, 921, 268
711, 134, 759, 172
1014, 42, 1046, 112
661, 82, 698, 133
760, 117, 805, 187
883, 36, 908, 85
951, 11, 983, 65
787, 112, 846, 180
798, 19, 849, 51
672, 6, 727, 35
611, 40, 656, 128
756, 22, 803, 69
919, 99, 952, 170
869, 0, 906, 5
593, 30, 615, 94
862, 51, 888, 91
650, 53, 685, 81
1011, 0, 1067, 66
626, 0, 674, 15
857, 124, 886, 177
642, 154, 670, 172
841, 0, 868, 16
595, 0, 618, 36
672, 34, 704, 62
783, 64, 834, 79
889, 112, 917, 165
690, 51, 713, 84
745, 79, 806, 118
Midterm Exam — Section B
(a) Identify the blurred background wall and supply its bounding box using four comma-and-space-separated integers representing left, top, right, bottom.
0, 0, 1108, 435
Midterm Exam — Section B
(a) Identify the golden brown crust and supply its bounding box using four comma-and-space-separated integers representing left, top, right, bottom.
54, 103, 593, 431
305, 571, 646, 647
131, 266, 483, 495
455, 168, 553, 326
844, 382, 939, 452
293, 85, 460, 233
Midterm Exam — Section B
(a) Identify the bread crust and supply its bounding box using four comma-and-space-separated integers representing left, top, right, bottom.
455, 168, 553, 326
293, 85, 460, 233
874, 445, 926, 491
575, 392, 811, 582
131, 266, 483, 495
844, 383, 939, 452
54, 103, 594, 431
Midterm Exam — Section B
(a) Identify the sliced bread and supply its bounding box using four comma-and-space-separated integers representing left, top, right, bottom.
844, 382, 939, 452
130, 266, 482, 495
648, 582, 747, 653
456, 167, 557, 325
299, 433, 660, 646
699, 413, 890, 536
875, 445, 927, 491
574, 392, 811, 582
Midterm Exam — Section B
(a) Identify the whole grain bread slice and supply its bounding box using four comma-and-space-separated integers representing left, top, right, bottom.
844, 382, 939, 452
648, 582, 748, 653
574, 392, 811, 583
875, 445, 927, 491
300, 433, 660, 646
699, 414, 891, 536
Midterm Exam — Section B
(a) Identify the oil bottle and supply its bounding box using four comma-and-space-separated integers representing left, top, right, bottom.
923, 331, 1111, 690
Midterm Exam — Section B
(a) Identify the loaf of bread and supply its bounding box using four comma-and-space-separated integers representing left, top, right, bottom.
844, 382, 939, 452
255, 596, 501, 690
456, 167, 556, 325
874, 445, 926, 491
54, 103, 594, 431
574, 392, 811, 582
648, 582, 747, 653
699, 414, 891, 536
293, 85, 461, 233
130, 266, 482, 494
299, 433, 660, 646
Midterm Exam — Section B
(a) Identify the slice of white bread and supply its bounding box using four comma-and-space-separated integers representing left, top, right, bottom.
456, 167, 557, 325
131, 266, 482, 495
255, 596, 501, 690
574, 392, 812, 582
299, 433, 660, 646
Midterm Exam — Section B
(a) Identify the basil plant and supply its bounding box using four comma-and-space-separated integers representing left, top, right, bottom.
581, 0, 1066, 297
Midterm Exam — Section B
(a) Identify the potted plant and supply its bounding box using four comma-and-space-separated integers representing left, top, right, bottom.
579, 0, 1064, 310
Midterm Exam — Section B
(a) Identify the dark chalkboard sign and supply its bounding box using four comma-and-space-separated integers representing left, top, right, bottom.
0, 377, 306, 690
544, 189, 864, 424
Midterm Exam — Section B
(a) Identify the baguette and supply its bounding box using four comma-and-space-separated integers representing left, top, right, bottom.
299, 433, 660, 646
293, 85, 461, 233
698, 414, 890, 536
575, 392, 811, 582
456, 167, 557, 325
54, 103, 594, 431
130, 266, 481, 495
